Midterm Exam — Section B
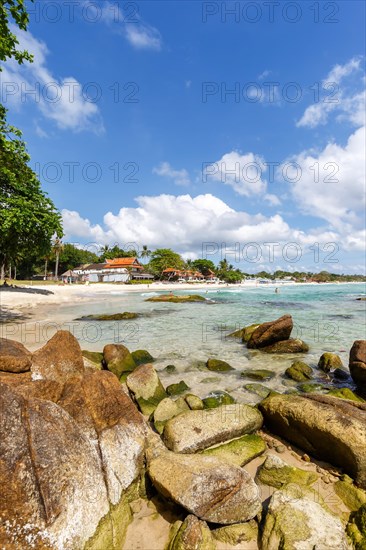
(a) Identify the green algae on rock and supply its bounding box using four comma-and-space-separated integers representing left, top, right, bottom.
185, 393, 204, 410
226, 327, 244, 338
347, 503, 366, 550
206, 358, 234, 372
167, 515, 215, 550
212, 520, 258, 545
163, 364, 177, 373
257, 454, 318, 489
76, 312, 139, 321
166, 380, 190, 396
244, 383, 271, 398
241, 369, 276, 381
145, 294, 207, 303
131, 349, 154, 366
82, 350, 103, 368
103, 343, 136, 378
328, 387, 365, 402
318, 352, 343, 372
200, 376, 221, 384
202, 390, 235, 408
153, 397, 189, 434
334, 476, 366, 512
285, 361, 313, 382
260, 338, 309, 353
242, 323, 260, 343
200, 433, 266, 466
126, 363, 167, 415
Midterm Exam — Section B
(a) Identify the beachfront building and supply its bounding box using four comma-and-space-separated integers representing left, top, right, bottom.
73, 257, 152, 283
161, 268, 216, 282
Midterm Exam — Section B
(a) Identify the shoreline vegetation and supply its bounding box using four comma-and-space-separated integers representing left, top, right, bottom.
1, 318, 365, 549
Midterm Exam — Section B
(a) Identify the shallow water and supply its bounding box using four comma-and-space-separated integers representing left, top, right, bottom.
6, 282, 366, 404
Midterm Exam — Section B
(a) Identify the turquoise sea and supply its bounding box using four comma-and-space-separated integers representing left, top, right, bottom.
21, 282, 366, 404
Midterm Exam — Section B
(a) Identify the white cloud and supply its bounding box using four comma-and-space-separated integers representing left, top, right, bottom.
284, 126, 366, 232
153, 162, 191, 186
96, 1, 162, 51
204, 151, 269, 197
297, 57, 365, 128
0, 27, 103, 133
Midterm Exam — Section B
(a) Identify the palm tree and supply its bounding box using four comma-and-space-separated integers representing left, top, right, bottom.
219, 258, 228, 271
139, 245, 152, 263
52, 238, 63, 279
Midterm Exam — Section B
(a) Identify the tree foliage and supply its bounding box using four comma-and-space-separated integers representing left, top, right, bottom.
0, 0, 34, 67
148, 248, 185, 275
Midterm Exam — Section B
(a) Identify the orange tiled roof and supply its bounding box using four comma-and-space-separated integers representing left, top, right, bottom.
105, 257, 143, 269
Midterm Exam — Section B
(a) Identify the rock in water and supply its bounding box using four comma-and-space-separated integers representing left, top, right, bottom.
206, 358, 234, 371
260, 339, 309, 354
0, 338, 31, 373
349, 340, 366, 388
126, 363, 167, 415
285, 361, 313, 381
261, 487, 349, 549
31, 330, 84, 383
131, 349, 154, 366
318, 352, 343, 372
167, 515, 215, 550
103, 343, 136, 378
147, 450, 261, 524
163, 404, 263, 453
259, 393, 366, 488
247, 314, 293, 349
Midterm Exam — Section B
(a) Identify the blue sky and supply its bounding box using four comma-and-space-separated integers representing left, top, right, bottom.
1, 0, 365, 273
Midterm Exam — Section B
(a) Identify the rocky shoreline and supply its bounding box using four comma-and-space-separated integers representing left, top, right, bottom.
0, 314, 365, 549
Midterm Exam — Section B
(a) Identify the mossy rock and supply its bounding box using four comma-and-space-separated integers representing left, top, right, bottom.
166, 380, 190, 396
77, 312, 138, 320
202, 390, 235, 409
185, 393, 204, 410
212, 520, 258, 544
167, 515, 215, 550
261, 338, 309, 354
145, 294, 207, 303
285, 361, 313, 382
318, 352, 343, 372
347, 503, 366, 550
84, 481, 138, 549
200, 376, 221, 384
334, 476, 366, 511
241, 369, 276, 381
82, 350, 103, 366
328, 387, 365, 402
227, 328, 244, 338
201, 433, 266, 466
206, 358, 234, 372
298, 382, 326, 393
257, 454, 318, 489
103, 344, 137, 378
154, 397, 189, 434
244, 383, 271, 398
242, 324, 260, 343
163, 364, 177, 373
131, 349, 154, 366
126, 364, 167, 416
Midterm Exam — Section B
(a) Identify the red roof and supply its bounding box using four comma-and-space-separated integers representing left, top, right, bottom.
105, 257, 143, 269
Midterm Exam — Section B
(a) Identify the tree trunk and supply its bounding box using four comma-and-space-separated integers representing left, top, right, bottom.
1, 264, 4, 281
14, 266, 17, 280
55, 253, 59, 279
44, 259, 48, 279
9, 264, 11, 279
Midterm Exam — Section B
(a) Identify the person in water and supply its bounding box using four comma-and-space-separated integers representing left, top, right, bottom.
275, 287, 279, 293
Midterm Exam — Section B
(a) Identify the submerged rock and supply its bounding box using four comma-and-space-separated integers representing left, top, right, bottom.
328, 387, 364, 402
0, 338, 31, 373
247, 315, 293, 349
145, 294, 207, 303
126, 363, 167, 416
242, 323, 260, 343
285, 360, 313, 382
226, 327, 244, 338
131, 349, 154, 366
147, 450, 261, 524
167, 515, 215, 550
261, 486, 349, 550
103, 343, 136, 378
244, 383, 271, 398
76, 312, 138, 320
349, 340, 366, 389
257, 454, 318, 489
259, 393, 366, 488
241, 369, 276, 381
163, 404, 263, 453
318, 352, 343, 372
31, 330, 84, 383
201, 433, 266, 466
202, 390, 235, 409
206, 358, 234, 371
